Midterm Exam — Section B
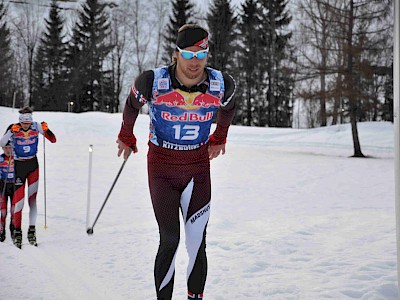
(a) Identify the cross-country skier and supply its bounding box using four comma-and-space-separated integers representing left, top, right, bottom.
116, 24, 236, 300
0, 107, 57, 248
0, 141, 14, 242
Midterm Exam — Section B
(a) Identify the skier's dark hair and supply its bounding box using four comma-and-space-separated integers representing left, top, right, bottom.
19, 106, 33, 114
171, 24, 209, 65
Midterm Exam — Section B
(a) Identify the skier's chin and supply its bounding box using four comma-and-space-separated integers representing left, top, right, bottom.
185, 69, 201, 80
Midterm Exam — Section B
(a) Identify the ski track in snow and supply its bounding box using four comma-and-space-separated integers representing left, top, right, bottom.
1, 245, 114, 299
0, 107, 397, 299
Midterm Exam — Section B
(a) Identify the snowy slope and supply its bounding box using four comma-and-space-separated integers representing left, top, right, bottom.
0, 106, 396, 299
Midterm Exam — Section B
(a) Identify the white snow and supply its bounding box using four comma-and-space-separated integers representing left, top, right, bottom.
0, 106, 396, 299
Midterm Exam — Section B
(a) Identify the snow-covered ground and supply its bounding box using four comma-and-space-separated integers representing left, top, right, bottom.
0, 106, 396, 299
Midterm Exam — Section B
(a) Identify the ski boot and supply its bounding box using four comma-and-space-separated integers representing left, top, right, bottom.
27, 225, 37, 246
188, 292, 203, 299
13, 228, 22, 249
0, 227, 5, 242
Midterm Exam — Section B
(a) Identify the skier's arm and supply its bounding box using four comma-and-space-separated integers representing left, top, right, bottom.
209, 73, 236, 145
0, 125, 13, 147
117, 70, 154, 159
208, 73, 236, 160
39, 122, 57, 143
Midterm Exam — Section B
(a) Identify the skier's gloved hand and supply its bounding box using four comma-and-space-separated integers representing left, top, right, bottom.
208, 134, 226, 160
41, 121, 48, 131
11, 124, 21, 133
117, 133, 138, 153
208, 126, 228, 160
208, 134, 226, 146
208, 123, 229, 147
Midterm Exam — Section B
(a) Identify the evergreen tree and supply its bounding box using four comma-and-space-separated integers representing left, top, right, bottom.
206, 0, 236, 72
66, 0, 113, 112
235, 0, 263, 126
0, 0, 13, 107
235, 0, 293, 127
65, 28, 83, 112
162, 0, 195, 64
259, 0, 293, 127
32, 0, 68, 111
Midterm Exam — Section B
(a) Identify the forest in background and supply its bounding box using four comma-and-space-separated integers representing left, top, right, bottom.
0, 0, 394, 154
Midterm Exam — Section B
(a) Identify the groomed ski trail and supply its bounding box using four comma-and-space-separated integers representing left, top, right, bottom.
1, 243, 125, 300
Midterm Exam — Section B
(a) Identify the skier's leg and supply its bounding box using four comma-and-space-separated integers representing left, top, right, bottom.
12, 161, 28, 248
180, 172, 211, 299
27, 165, 39, 226
13, 160, 28, 230
149, 173, 181, 300
8, 184, 15, 227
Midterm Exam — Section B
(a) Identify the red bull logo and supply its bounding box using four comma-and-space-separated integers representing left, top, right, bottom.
153, 90, 222, 109
162, 111, 213, 122
16, 139, 35, 146
14, 130, 38, 140
27, 130, 38, 137
153, 90, 186, 107
192, 92, 221, 108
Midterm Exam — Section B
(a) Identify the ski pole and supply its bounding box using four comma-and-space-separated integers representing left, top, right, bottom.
43, 137, 47, 229
87, 150, 131, 235
86, 145, 93, 230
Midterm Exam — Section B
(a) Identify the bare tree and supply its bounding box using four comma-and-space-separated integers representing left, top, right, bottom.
297, 0, 342, 127
10, 3, 42, 108
152, 0, 170, 68
296, 0, 392, 156
109, 4, 128, 112
122, 0, 152, 75
344, 0, 364, 156
340, 0, 391, 157
106, 0, 171, 112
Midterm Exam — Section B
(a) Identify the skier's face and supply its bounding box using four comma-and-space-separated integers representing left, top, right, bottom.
21, 122, 31, 130
2, 145, 12, 157
176, 46, 208, 80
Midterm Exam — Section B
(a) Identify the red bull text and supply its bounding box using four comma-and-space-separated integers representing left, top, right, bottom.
161, 111, 214, 122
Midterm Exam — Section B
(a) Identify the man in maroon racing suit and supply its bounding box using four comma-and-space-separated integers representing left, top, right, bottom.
117, 24, 235, 300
